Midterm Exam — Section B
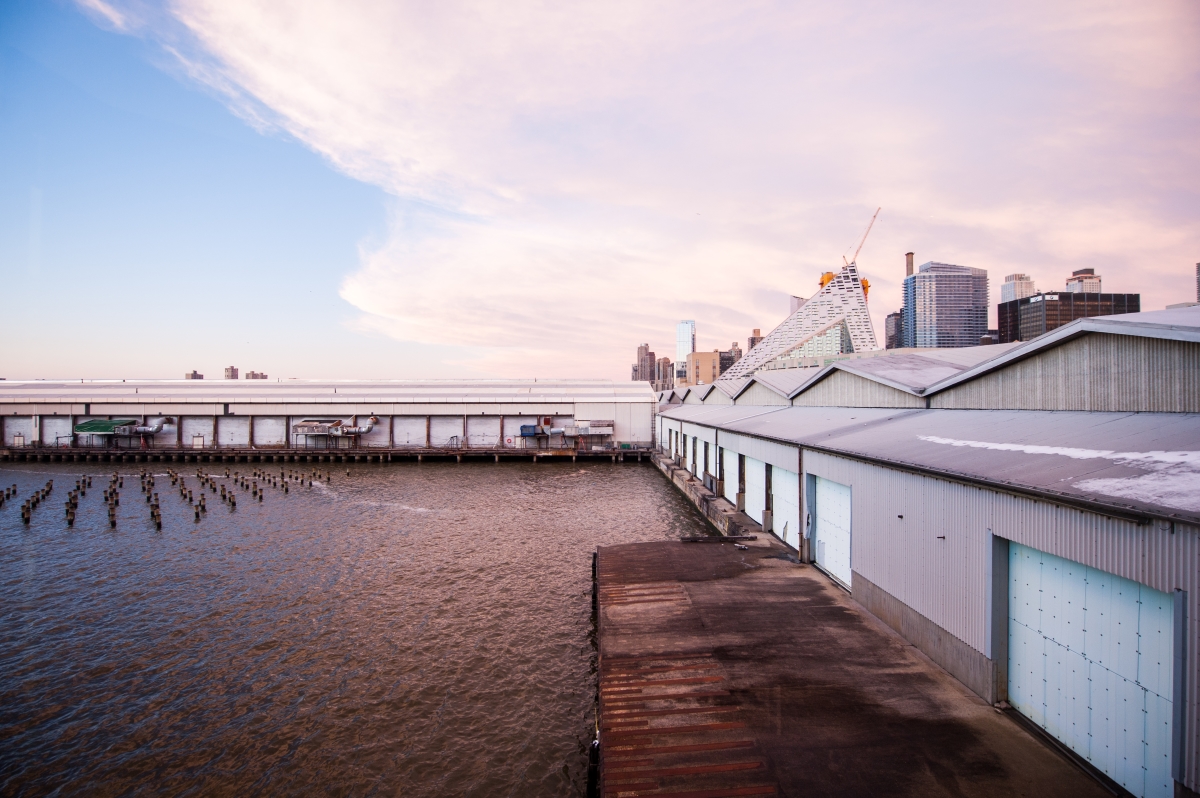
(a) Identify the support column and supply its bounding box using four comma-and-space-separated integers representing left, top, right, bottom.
425, 416, 431, 449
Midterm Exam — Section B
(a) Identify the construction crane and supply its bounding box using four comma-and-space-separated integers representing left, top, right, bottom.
843, 207, 881, 267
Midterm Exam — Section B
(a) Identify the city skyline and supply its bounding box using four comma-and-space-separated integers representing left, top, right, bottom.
2, 2, 1198, 381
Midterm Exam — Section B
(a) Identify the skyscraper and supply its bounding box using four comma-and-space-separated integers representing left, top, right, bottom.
630, 343, 655, 382
884, 312, 903, 349
901, 262, 989, 348
675, 321, 696, 379
747, 329, 764, 351
1000, 274, 1037, 304
1065, 268, 1101, 293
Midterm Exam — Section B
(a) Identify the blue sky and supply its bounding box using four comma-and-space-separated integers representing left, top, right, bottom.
2, 1, 1198, 380
0, 2, 470, 379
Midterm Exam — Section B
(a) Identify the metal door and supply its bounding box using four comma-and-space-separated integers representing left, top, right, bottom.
743, 457, 766, 525
1008, 543, 1174, 798
813, 477, 852, 587
771, 467, 801, 549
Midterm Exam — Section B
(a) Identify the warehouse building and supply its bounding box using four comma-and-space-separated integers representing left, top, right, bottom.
658, 306, 1200, 798
0, 379, 655, 456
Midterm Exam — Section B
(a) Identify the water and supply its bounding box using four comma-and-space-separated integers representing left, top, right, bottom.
0, 460, 710, 796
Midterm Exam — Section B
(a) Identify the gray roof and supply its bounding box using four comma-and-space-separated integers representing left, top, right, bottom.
926, 305, 1200, 395
662, 404, 1200, 524
0, 379, 655, 405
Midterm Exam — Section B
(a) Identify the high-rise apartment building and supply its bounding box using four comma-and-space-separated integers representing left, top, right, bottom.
653, 357, 674, 392
685, 351, 721, 386
245, 371, 268, 380
1065, 268, 1101, 293
998, 292, 1140, 343
718, 343, 742, 374
747, 329, 764, 351
1000, 274, 1037, 304
630, 343, 656, 382
224, 366, 239, 380
884, 312, 903, 349
675, 321, 696, 380
901, 261, 989, 348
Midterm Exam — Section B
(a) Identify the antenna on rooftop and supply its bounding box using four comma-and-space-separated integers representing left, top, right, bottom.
843, 207, 881, 267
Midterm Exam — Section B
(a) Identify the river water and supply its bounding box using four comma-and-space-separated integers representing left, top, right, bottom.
0, 460, 708, 796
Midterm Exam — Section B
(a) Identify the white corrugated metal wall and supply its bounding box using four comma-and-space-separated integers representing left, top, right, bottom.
803, 449, 1200, 790
393, 417, 426, 447
3, 417, 33, 446
253, 417, 287, 447
466, 416, 501, 446
217, 416, 250, 447
429, 417, 464, 447
180, 417, 214, 448
40, 416, 72, 446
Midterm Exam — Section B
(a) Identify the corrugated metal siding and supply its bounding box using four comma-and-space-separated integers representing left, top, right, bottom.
40, 416, 71, 445
465, 416, 501, 446
252, 417, 287, 447
733, 383, 789, 406
429, 417, 463, 447
792, 371, 924, 408
932, 334, 1200, 412
803, 449, 1200, 790
217, 416, 250, 447
3, 417, 33, 446
681, 422, 716, 445
714, 430, 799, 472
703, 390, 733, 405
393, 416, 426, 446
180, 417, 215, 447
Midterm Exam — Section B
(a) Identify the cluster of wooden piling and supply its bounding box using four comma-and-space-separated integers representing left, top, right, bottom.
17, 480, 55, 525
7, 464, 334, 532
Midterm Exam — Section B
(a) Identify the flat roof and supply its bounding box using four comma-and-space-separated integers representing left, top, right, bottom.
0, 379, 655, 405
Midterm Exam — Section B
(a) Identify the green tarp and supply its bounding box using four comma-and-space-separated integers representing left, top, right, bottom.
73, 419, 138, 434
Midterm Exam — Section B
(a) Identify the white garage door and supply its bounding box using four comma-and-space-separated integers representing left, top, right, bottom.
743, 457, 766, 526
771, 468, 801, 550
721, 448, 738, 505
813, 477, 852, 587
430, 416, 464, 447
1009, 543, 1174, 798
466, 416, 501, 447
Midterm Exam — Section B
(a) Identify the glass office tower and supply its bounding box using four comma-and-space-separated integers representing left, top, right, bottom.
901, 262, 989, 348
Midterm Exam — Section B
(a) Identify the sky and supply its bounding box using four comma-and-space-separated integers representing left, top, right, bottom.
2, 0, 1198, 381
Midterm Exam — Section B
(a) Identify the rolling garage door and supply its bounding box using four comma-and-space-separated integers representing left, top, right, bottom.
813, 477, 852, 587
743, 457, 765, 526
1009, 543, 1174, 798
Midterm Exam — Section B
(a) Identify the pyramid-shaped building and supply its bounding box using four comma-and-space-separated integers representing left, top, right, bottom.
718, 261, 878, 385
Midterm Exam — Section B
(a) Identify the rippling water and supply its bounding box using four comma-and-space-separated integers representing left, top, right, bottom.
0, 460, 709, 796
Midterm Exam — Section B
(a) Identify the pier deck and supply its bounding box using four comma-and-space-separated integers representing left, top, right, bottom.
594, 539, 1109, 798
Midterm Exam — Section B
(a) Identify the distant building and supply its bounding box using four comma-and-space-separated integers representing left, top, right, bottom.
224, 366, 239, 380
686, 351, 721, 386
1000, 274, 1037, 304
884, 312, 903, 349
184, 371, 203, 380
676, 321, 696, 380
718, 343, 742, 374
747, 328, 764, 351
997, 292, 1140, 343
1065, 268, 1101, 293
901, 261, 989, 348
653, 357, 674, 392
631, 343, 656, 382
245, 371, 268, 380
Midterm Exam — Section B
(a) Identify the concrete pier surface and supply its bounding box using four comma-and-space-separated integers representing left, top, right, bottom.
595, 539, 1110, 798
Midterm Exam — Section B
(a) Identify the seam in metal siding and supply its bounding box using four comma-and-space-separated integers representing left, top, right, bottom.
932, 334, 1200, 412
792, 371, 925, 408
804, 449, 1200, 790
